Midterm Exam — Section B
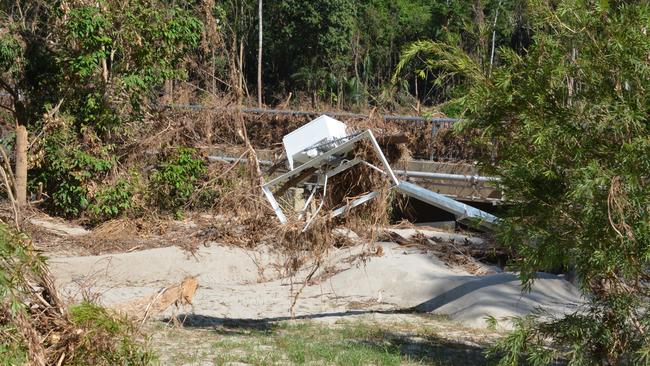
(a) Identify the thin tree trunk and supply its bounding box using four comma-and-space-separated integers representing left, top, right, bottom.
14, 123, 27, 206
257, 0, 263, 107
489, 1, 501, 75
230, 36, 243, 103
474, 0, 487, 66
211, 48, 217, 94
239, 41, 244, 93
364, 54, 369, 105
240, 39, 249, 99
101, 45, 109, 84
165, 80, 173, 103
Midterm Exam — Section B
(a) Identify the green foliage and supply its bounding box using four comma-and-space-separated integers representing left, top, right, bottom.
488, 295, 650, 365
0, 224, 46, 290
391, 1, 528, 109
33, 119, 114, 217
266, 0, 357, 99
68, 302, 156, 365
61, 1, 203, 88
400, 1, 650, 364
254, 0, 528, 107
58, 0, 203, 131
0, 224, 41, 364
0, 33, 21, 75
356, 0, 433, 91
65, 7, 113, 79
88, 174, 142, 223
1, 0, 202, 217
149, 147, 207, 215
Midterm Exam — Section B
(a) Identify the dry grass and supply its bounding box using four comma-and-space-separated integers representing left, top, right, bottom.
115, 276, 199, 324
0, 223, 155, 365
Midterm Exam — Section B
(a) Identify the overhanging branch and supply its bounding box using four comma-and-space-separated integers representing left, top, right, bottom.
0, 79, 18, 100
0, 104, 15, 113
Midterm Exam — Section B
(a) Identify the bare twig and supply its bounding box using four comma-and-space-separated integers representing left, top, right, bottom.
235, 108, 264, 193
289, 260, 321, 318
0, 149, 20, 229
0, 146, 16, 186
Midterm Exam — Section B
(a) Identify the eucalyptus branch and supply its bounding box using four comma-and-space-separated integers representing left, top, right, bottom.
0, 79, 18, 100
0, 104, 15, 113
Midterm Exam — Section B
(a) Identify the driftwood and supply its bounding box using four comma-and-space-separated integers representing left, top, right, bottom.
380, 230, 507, 275
113, 276, 198, 324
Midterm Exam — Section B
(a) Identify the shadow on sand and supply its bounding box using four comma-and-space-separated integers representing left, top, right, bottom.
162, 311, 491, 365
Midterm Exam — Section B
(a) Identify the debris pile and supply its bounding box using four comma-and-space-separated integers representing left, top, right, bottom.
163, 105, 486, 161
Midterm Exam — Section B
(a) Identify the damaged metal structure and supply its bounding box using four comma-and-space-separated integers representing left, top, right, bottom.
261, 115, 498, 231
261, 115, 400, 230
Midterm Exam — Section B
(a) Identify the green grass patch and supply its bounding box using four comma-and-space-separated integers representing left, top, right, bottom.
68, 302, 157, 365
205, 320, 488, 365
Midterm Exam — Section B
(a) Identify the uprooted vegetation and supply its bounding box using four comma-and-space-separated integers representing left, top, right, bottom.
11, 95, 504, 307
20, 99, 458, 266
0, 222, 155, 365
24, 95, 482, 227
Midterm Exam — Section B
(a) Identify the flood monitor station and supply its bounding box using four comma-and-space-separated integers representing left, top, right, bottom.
261, 115, 399, 231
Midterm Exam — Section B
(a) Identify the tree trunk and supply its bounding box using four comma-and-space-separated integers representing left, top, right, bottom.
164, 80, 173, 103
211, 48, 217, 94
257, 0, 263, 107
14, 123, 27, 206
474, 0, 487, 66
489, 1, 501, 75
239, 39, 245, 98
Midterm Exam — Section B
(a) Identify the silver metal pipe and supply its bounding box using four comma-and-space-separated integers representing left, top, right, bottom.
396, 181, 498, 230
164, 104, 459, 124
208, 155, 273, 165
395, 170, 500, 183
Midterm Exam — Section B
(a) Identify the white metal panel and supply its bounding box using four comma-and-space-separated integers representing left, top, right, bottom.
282, 115, 348, 170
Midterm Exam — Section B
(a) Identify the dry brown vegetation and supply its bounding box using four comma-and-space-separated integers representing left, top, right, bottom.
0, 224, 155, 365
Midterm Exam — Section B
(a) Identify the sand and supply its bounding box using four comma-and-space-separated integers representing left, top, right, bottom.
48, 231, 583, 329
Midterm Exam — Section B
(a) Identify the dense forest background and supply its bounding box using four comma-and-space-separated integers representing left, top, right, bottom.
0, 0, 530, 114
187, 0, 529, 111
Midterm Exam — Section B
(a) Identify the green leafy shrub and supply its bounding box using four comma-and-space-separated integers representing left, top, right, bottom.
32, 121, 113, 218
68, 302, 157, 365
398, 1, 650, 365
149, 147, 207, 216
88, 173, 142, 223
0, 224, 45, 364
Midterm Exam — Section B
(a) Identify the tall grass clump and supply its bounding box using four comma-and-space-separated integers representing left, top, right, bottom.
0, 222, 156, 365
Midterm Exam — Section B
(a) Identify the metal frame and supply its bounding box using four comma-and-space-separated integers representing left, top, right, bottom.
262, 129, 399, 229
395, 181, 498, 230
261, 128, 499, 232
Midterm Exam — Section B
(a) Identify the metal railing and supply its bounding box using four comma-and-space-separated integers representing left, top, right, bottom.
162, 103, 460, 125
